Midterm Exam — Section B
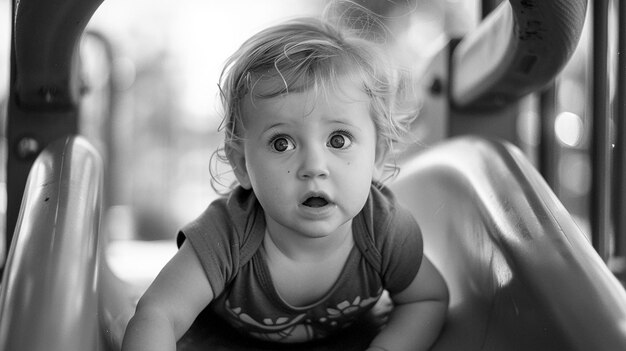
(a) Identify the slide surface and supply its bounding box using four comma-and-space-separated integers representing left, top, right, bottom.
391, 137, 626, 351
2, 136, 626, 350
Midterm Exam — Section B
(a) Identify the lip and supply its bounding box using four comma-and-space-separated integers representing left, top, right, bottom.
299, 191, 333, 206
298, 191, 336, 218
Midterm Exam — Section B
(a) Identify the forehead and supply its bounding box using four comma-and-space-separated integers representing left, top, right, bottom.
241, 75, 371, 127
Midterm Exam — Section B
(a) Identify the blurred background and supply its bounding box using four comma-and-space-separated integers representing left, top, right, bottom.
0, 0, 617, 283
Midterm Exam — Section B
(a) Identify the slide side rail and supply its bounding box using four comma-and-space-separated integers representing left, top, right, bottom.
0, 136, 130, 350
392, 136, 626, 351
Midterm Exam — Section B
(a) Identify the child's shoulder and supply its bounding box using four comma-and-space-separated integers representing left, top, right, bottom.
356, 184, 424, 294
358, 183, 421, 244
177, 186, 262, 248
365, 183, 402, 220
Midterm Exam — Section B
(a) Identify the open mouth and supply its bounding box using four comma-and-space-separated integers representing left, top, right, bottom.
302, 196, 330, 208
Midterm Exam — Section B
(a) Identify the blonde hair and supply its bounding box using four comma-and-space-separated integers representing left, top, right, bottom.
211, 5, 419, 193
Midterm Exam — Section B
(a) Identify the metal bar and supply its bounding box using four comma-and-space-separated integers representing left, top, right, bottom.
539, 83, 559, 191
614, 0, 626, 257
6, 0, 103, 250
590, 0, 612, 260
453, 0, 588, 110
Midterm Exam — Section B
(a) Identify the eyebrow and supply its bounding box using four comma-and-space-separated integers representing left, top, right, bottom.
260, 122, 291, 135
326, 118, 363, 132
260, 118, 364, 135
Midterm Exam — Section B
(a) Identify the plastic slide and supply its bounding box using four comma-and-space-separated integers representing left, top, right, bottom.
0, 137, 134, 351
391, 137, 626, 350
1, 136, 626, 350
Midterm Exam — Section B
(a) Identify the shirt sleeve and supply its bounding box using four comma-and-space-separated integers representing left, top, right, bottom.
176, 199, 241, 296
378, 205, 423, 294
368, 185, 424, 295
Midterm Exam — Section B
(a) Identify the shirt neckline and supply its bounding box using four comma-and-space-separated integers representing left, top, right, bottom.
254, 228, 361, 312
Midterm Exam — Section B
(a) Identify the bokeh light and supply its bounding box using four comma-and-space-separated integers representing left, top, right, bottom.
555, 111, 584, 147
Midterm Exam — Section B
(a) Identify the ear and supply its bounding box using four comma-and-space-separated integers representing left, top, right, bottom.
372, 141, 388, 180
226, 144, 252, 189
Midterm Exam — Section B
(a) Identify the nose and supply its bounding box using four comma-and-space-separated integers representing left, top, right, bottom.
297, 145, 329, 180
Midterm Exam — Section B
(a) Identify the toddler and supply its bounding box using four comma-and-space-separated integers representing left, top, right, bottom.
122, 8, 448, 351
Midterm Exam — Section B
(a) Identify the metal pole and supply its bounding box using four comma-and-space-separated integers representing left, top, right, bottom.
614, 0, 626, 257
539, 83, 559, 191
591, 0, 612, 260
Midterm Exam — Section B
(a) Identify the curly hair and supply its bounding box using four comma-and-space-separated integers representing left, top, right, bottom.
211, 5, 419, 193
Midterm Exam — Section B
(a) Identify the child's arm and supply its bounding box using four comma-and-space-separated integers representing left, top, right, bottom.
368, 256, 449, 351
121, 241, 214, 351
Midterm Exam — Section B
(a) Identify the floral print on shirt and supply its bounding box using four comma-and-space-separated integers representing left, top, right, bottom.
225, 291, 382, 343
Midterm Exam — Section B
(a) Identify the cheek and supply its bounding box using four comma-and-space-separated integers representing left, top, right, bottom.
362, 142, 379, 169
342, 153, 376, 184
246, 159, 289, 193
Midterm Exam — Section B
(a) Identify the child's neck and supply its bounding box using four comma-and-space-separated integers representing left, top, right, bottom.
264, 219, 353, 262
263, 220, 355, 306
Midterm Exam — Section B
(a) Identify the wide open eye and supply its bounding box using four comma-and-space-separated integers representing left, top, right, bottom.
271, 136, 295, 152
327, 132, 353, 149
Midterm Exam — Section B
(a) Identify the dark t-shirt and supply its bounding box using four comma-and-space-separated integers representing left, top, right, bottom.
178, 184, 423, 343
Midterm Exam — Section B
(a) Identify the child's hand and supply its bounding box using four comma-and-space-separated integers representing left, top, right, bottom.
366, 256, 448, 351
122, 242, 214, 351
367, 290, 393, 326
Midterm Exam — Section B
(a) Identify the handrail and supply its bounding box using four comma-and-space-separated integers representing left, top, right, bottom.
7, 0, 105, 259
391, 137, 626, 350
451, 0, 588, 109
615, 0, 626, 258
12, 0, 104, 109
0, 136, 130, 350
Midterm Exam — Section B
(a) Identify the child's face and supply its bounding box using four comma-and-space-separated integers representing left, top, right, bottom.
232, 77, 378, 239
